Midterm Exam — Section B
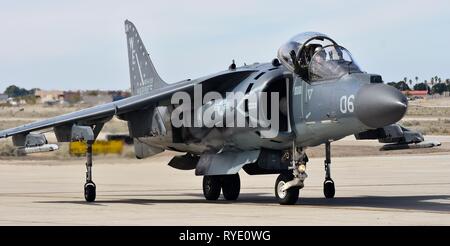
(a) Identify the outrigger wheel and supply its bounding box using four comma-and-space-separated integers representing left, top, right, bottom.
323, 179, 335, 199
323, 141, 336, 199
84, 182, 96, 202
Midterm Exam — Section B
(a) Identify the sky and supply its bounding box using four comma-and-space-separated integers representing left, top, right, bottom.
0, 0, 449, 92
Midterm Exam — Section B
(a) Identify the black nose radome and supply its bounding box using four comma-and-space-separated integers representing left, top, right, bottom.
355, 84, 408, 129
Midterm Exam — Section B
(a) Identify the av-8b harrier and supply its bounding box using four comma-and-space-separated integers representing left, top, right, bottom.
0, 20, 439, 205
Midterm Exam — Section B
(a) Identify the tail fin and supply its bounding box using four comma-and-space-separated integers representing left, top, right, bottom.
125, 20, 168, 95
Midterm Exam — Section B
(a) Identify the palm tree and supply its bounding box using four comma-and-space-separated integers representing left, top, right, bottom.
438, 78, 442, 83
415, 76, 419, 84
409, 79, 413, 86
431, 77, 435, 85
403, 77, 408, 83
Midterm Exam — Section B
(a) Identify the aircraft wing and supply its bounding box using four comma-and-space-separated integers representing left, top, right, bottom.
0, 70, 255, 139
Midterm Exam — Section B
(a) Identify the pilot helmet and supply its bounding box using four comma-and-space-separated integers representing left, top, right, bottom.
314, 46, 326, 60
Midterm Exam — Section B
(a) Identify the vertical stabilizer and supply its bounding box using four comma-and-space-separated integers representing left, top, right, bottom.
125, 20, 167, 95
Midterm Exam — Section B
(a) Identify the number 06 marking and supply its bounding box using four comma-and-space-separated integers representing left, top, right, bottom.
340, 95, 355, 114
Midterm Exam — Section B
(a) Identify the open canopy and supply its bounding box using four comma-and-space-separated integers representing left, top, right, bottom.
277, 32, 362, 82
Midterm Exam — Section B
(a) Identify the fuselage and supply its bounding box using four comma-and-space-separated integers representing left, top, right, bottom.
136, 62, 407, 154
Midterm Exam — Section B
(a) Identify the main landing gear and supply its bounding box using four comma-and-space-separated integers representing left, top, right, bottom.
202, 173, 241, 201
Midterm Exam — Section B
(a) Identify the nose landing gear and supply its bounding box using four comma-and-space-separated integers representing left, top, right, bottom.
274, 145, 308, 205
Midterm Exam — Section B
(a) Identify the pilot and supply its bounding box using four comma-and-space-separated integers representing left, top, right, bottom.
285, 41, 309, 80
328, 46, 344, 61
306, 44, 323, 63
297, 44, 322, 81
310, 47, 336, 81
314, 47, 327, 62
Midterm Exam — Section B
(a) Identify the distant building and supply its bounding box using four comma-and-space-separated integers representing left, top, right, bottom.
402, 90, 428, 100
81, 92, 112, 105
64, 91, 81, 104
402, 90, 428, 96
6, 98, 18, 106
6, 97, 26, 106
112, 91, 131, 101
0, 94, 8, 103
34, 90, 64, 104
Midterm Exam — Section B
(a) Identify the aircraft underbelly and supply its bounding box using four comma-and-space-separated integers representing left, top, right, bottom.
140, 127, 291, 154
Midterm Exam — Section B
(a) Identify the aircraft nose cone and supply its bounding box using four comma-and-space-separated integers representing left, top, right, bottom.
355, 84, 408, 128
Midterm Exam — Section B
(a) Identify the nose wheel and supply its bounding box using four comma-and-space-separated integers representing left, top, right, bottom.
275, 172, 300, 205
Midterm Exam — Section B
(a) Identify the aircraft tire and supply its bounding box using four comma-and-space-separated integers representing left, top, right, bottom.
275, 173, 299, 205
221, 174, 240, 201
323, 179, 335, 199
84, 182, 96, 202
202, 176, 221, 200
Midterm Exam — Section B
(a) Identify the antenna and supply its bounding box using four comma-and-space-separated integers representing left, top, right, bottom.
229, 59, 236, 70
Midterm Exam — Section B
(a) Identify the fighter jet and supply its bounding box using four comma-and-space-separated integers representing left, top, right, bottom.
0, 20, 440, 205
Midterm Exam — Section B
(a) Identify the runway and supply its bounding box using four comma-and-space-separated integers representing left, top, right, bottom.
0, 153, 449, 225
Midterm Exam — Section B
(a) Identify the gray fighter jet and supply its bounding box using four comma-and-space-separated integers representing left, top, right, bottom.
0, 21, 440, 205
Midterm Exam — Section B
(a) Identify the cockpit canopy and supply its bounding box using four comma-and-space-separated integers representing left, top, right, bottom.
277, 32, 362, 82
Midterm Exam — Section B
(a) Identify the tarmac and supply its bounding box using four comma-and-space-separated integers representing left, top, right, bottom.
0, 149, 449, 225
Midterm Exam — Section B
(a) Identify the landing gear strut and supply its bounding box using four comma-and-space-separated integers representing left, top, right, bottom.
71, 124, 103, 202
323, 141, 335, 199
202, 173, 241, 201
274, 144, 308, 205
84, 140, 96, 202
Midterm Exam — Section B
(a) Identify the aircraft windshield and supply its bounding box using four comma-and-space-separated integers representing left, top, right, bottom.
309, 45, 361, 82
277, 32, 335, 74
